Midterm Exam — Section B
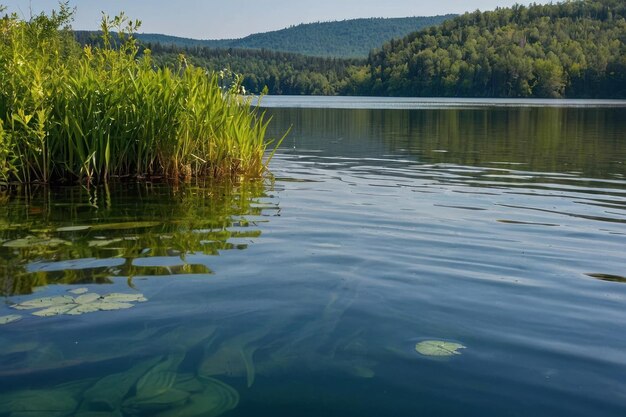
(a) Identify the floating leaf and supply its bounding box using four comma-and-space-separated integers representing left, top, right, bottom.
0, 314, 22, 325
75, 293, 101, 304
56, 225, 91, 232
415, 340, 466, 357
68, 287, 89, 295
12, 296, 75, 310
82, 301, 134, 311
65, 304, 102, 316
102, 293, 147, 303
32, 304, 76, 317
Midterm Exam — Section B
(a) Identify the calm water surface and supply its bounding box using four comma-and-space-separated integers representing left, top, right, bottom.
1, 98, 625, 416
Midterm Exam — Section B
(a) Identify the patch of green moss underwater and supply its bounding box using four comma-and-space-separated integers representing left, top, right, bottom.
0, 4, 284, 186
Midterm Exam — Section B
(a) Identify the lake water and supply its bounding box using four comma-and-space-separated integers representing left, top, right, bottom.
1, 97, 626, 416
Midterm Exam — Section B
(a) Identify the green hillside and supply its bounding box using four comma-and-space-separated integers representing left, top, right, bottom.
367, 0, 626, 98
149, 44, 364, 95
136, 16, 456, 58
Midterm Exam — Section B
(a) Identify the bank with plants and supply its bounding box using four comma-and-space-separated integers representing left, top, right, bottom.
0, 5, 280, 186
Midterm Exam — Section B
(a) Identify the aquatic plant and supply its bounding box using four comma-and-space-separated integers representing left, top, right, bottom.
0, 353, 240, 416
0, 314, 21, 325
415, 340, 466, 357
0, 4, 284, 184
10, 289, 148, 316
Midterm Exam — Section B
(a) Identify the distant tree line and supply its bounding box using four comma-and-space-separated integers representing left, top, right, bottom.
366, 0, 626, 98
146, 44, 366, 95
76, 0, 626, 98
135, 16, 456, 58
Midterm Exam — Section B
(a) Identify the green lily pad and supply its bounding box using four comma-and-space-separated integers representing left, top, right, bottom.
75, 293, 101, 304
12, 296, 75, 310
65, 304, 102, 315
56, 225, 91, 232
68, 287, 89, 295
90, 301, 135, 311
101, 293, 148, 303
32, 304, 76, 317
415, 340, 466, 357
0, 314, 22, 325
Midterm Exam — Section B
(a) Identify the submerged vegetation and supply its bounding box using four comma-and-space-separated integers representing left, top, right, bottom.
0, 4, 280, 185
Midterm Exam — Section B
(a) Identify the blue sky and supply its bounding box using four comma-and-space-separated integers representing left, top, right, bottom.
2, 1, 537, 39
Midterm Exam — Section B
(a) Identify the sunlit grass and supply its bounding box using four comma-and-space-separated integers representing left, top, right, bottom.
0, 4, 284, 185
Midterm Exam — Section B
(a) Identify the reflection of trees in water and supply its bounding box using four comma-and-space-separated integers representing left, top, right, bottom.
0, 180, 275, 295
269, 107, 626, 178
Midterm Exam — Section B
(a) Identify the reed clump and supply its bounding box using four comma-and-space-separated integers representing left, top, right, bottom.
0, 4, 281, 185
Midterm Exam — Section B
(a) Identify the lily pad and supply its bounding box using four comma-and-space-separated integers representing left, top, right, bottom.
0, 314, 22, 325
69, 287, 89, 295
32, 304, 77, 317
12, 296, 75, 310
82, 301, 135, 312
75, 293, 101, 304
66, 303, 103, 315
101, 293, 148, 303
415, 340, 466, 357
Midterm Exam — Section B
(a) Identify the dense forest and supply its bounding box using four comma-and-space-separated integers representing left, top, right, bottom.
147, 44, 365, 96
77, 0, 625, 98
134, 16, 456, 58
367, 0, 626, 97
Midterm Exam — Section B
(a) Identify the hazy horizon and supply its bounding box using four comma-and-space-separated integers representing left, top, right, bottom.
1, 0, 543, 40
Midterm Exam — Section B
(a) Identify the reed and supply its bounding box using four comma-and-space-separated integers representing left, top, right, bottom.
0, 5, 283, 184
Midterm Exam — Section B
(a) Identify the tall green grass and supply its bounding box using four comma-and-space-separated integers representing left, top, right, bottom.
0, 5, 283, 185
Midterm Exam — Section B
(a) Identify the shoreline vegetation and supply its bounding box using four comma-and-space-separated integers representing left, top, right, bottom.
0, 4, 283, 186
129, 0, 624, 98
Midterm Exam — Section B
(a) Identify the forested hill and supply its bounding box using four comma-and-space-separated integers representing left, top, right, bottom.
367, 0, 626, 98
134, 16, 456, 58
